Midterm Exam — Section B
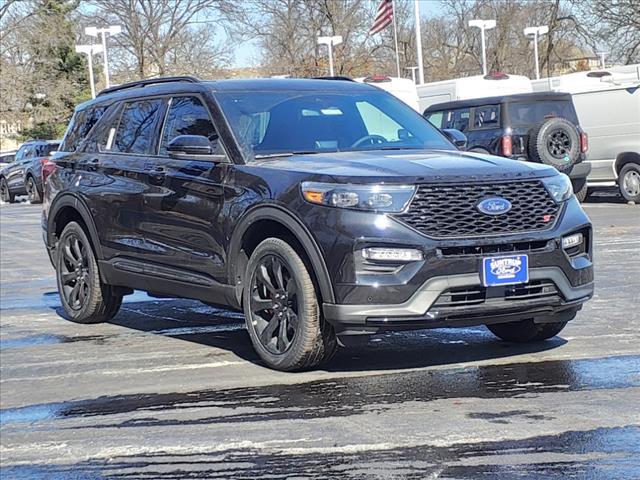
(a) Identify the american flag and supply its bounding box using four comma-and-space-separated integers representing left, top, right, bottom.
369, 0, 394, 35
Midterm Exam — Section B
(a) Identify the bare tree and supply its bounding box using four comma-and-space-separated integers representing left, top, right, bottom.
87, 0, 232, 81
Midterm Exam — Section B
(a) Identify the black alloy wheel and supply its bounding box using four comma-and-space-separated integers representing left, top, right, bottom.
0, 178, 13, 203
546, 129, 572, 158
26, 177, 41, 203
56, 222, 122, 323
59, 232, 90, 311
243, 238, 337, 371
250, 254, 299, 355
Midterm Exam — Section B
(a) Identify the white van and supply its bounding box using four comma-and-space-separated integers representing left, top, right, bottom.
355, 75, 420, 111
416, 72, 532, 113
532, 67, 640, 202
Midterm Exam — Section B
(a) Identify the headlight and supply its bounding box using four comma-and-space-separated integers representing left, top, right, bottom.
301, 182, 416, 213
541, 173, 573, 203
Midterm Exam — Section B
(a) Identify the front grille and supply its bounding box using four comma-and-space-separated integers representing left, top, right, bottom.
438, 240, 551, 257
433, 280, 562, 308
397, 181, 560, 238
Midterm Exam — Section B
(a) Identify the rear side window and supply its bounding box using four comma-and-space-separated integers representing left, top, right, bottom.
61, 106, 108, 152
113, 99, 164, 154
472, 105, 500, 129
160, 96, 218, 155
508, 101, 578, 126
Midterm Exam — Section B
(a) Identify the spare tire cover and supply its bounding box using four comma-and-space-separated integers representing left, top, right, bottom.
527, 117, 580, 172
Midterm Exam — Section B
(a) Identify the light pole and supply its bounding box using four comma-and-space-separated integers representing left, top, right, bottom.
414, 0, 424, 84
524, 25, 549, 80
85, 25, 121, 88
406, 66, 419, 83
317, 35, 343, 77
75, 44, 103, 98
468, 19, 496, 76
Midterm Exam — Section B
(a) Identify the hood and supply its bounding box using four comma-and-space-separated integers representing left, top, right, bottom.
250, 149, 558, 183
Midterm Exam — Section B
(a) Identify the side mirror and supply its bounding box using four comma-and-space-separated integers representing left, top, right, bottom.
166, 135, 227, 161
441, 129, 468, 150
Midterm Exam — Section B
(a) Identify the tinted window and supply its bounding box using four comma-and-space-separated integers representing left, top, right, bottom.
217, 90, 452, 160
472, 105, 500, 129
160, 96, 218, 155
447, 108, 470, 132
113, 99, 163, 154
508, 100, 578, 126
61, 106, 108, 152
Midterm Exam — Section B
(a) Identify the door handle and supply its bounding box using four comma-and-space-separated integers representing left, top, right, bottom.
85, 158, 100, 171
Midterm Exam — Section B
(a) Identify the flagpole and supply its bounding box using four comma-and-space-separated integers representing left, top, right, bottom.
414, 0, 425, 84
392, 0, 401, 77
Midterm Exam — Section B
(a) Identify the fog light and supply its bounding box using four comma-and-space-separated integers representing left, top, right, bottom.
562, 233, 583, 249
362, 248, 423, 262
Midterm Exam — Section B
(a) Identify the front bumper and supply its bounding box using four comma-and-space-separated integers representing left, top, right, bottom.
323, 266, 593, 330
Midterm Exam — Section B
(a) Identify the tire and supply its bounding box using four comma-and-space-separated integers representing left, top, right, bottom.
469, 148, 490, 154
618, 163, 640, 203
0, 177, 15, 203
26, 176, 41, 204
573, 178, 588, 203
486, 319, 568, 343
528, 117, 580, 173
56, 221, 122, 323
243, 238, 337, 371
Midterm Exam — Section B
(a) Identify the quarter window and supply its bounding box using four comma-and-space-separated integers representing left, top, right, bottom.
473, 105, 500, 129
160, 96, 218, 155
113, 99, 164, 154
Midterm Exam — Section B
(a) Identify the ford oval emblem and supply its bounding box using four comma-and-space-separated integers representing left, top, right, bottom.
477, 197, 512, 215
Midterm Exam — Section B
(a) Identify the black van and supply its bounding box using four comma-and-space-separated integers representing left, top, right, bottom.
424, 92, 591, 201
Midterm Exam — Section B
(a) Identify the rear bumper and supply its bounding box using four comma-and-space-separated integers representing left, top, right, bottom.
323, 266, 593, 331
567, 161, 591, 180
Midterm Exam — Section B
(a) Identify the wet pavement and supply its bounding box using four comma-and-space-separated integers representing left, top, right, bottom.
1, 197, 640, 479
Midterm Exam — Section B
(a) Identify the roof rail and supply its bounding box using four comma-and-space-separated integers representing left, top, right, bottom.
97, 76, 201, 97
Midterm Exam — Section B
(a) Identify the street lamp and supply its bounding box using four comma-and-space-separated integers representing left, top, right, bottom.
317, 35, 343, 77
468, 19, 496, 76
85, 25, 121, 88
597, 51, 609, 69
524, 26, 549, 80
75, 44, 103, 98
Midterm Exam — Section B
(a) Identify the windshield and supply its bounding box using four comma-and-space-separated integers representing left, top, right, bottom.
215, 89, 453, 161
508, 100, 578, 126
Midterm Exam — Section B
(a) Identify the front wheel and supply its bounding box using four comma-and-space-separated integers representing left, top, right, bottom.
0, 178, 15, 203
619, 163, 640, 203
56, 221, 122, 323
243, 238, 337, 371
26, 176, 41, 204
486, 319, 568, 342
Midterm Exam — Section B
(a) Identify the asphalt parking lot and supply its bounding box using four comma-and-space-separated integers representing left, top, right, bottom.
1, 196, 639, 479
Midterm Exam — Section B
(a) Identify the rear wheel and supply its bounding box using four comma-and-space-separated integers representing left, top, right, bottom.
56, 222, 122, 323
619, 163, 640, 203
26, 176, 41, 204
243, 238, 337, 371
486, 318, 568, 343
0, 178, 14, 203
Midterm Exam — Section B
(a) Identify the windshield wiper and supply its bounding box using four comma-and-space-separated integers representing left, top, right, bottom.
254, 151, 322, 159
377, 146, 425, 151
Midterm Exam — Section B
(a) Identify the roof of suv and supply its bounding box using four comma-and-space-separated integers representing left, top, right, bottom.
424, 91, 574, 112
78, 77, 376, 111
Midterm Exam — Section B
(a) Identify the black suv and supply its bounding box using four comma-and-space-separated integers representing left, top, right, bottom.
424, 92, 591, 201
0, 139, 60, 203
43, 77, 594, 371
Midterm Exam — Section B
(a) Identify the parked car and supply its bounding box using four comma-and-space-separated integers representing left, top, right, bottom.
417, 72, 532, 112
532, 68, 640, 202
44, 76, 593, 371
0, 139, 60, 203
0, 150, 17, 167
423, 92, 591, 201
